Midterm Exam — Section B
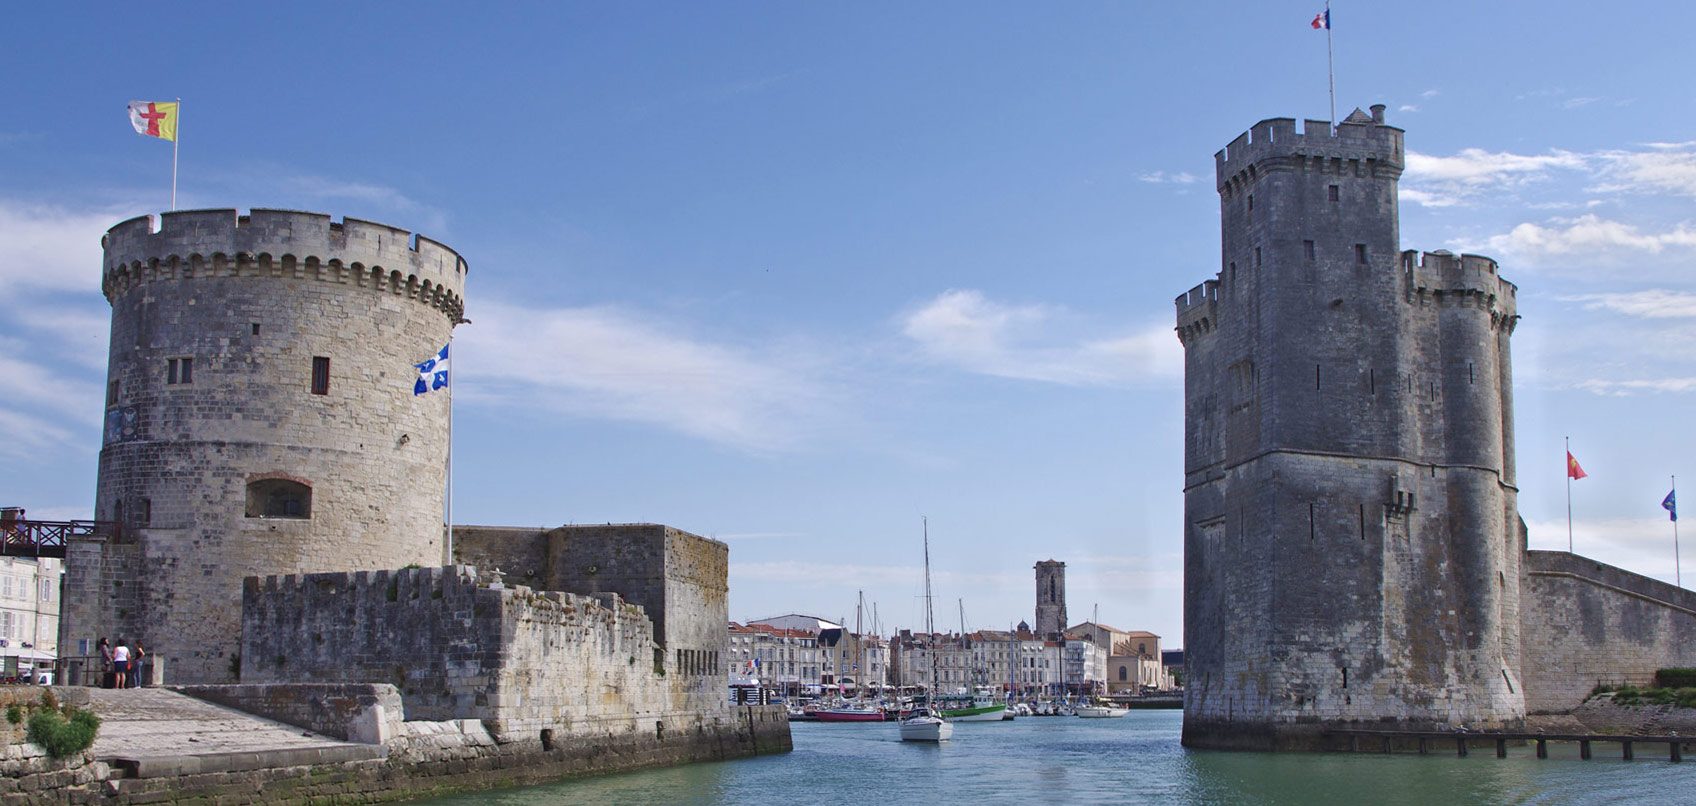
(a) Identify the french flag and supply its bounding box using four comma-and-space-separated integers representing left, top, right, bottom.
1311, 9, 1330, 30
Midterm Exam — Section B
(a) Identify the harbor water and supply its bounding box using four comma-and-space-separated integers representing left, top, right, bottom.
425, 711, 1691, 804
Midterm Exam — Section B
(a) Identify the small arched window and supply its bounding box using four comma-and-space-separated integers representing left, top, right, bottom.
1118, 666, 1128, 682
245, 478, 312, 519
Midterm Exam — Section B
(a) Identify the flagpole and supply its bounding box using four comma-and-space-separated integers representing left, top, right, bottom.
171, 98, 180, 211
1675, 475, 1682, 588
446, 334, 455, 566
1325, 3, 1336, 127
1565, 436, 1573, 553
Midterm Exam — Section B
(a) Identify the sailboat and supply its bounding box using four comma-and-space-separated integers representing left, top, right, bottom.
901, 516, 954, 743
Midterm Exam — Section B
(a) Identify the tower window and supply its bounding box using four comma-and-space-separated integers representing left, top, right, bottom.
245, 478, 312, 519
1247, 194, 1254, 212
251, 323, 261, 336
1254, 247, 1262, 267
167, 357, 193, 385
310, 356, 331, 395
1303, 240, 1315, 261
1328, 185, 1340, 202
1355, 244, 1368, 265
107, 380, 120, 407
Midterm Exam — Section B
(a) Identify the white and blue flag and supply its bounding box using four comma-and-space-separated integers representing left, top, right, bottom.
1664, 489, 1678, 523
414, 343, 450, 396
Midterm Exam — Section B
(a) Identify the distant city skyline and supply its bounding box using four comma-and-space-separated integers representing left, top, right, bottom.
4, 2, 1694, 644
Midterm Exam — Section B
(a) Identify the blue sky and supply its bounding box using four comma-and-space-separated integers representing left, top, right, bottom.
4, 2, 1695, 643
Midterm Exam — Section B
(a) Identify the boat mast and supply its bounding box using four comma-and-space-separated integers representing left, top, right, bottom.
923, 516, 935, 711
856, 590, 865, 701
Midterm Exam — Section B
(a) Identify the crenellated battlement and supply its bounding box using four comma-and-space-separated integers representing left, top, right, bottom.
1174, 280, 1220, 346
245, 564, 653, 625
1402, 249, 1519, 329
1214, 105, 1404, 193
101, 209, 467, 322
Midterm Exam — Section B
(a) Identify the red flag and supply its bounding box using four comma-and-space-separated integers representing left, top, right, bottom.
1566, 451, 1588, 480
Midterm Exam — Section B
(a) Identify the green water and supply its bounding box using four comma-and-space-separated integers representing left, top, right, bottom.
426, 711, 1692, 804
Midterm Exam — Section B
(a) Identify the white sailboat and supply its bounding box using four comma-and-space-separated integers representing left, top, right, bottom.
900, 516, 954, 743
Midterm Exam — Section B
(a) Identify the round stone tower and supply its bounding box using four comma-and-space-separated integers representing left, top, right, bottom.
70, 209, 467, 683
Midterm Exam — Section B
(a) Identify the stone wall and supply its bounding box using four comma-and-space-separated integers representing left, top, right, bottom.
452, 526, 549, 587
68, 209, 469, 684
1521, 550, 1696, 713
240, 561, 730, 743
448, 523, 732, 714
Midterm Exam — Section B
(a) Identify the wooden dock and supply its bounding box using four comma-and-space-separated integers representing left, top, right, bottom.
1327, 729, 1688, 762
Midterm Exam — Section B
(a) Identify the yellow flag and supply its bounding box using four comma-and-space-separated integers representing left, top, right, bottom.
127, 101, 179, 142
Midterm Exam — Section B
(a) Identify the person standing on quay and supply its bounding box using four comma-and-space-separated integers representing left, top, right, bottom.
96, 637, 113, 688
112, 639, 130, 690
129, 642, 147, 688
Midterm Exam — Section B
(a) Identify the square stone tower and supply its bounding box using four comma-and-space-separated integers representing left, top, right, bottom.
1034, 560, 1067, 637
1175, 107, 1525, 749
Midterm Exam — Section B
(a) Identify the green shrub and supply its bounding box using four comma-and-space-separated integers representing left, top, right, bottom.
5, 703, 22, 725
1656, 668, 1696, 689
1677, 688, 1696, 709
27, 707, 100, 759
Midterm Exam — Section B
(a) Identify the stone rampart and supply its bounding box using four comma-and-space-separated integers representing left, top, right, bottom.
240, 563, 729, 743
1521, 550, 1696, 713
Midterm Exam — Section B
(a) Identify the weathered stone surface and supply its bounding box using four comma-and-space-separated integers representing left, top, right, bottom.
64, 210, 469, 683
1520, 551, 1696, 713
1178, 110, 1525, 749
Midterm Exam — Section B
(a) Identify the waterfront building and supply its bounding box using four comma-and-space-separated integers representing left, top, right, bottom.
817, 625, 888, 692
728, 622, 819, 695
1060, 629, 1108, 695
0, 554, 61, 677
747, 613, 841, 634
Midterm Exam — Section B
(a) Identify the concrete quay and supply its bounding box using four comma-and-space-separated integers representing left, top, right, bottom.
82, 688, 382, 779
0, 686, 790, 804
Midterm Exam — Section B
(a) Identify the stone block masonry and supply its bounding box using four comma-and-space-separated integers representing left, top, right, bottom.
1520, 550, 1696, 713
64, 209, 469, 683
1178, 108, 1524, 749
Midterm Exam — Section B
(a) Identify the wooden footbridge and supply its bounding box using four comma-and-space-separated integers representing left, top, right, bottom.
0, 509, 114, 559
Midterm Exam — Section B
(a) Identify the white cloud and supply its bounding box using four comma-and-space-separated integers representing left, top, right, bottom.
1468, 214, 1696, 259
457, 299, 843, 453
900, 290, 1179, 386
1562, 96, 1602, 109
1398, 104, 1420, 113
1138, 171, 1201, 185
1398, 188, 1458, 208
1405, 148, 1585, 187
1564, 290, 1696, 319
1420, 89, 1441, 99
1401, 148, 1586, 208
1573, 377, 1696, 396
0, 408, 79, 461
0, 354, 102, 423
1592, 146, 1696, 197
0, 201, 124, 294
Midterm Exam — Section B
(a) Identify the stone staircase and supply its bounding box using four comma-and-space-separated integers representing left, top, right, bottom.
78, 687, 382, 778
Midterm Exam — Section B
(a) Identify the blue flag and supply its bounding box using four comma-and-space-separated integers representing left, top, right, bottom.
1664, 489, 1678, 522
413, 343, 450, 396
